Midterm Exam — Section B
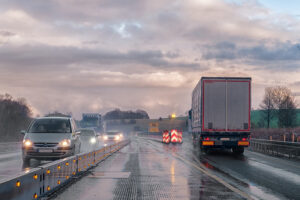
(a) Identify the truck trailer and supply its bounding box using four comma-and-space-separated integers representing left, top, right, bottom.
191, 77, 251, 154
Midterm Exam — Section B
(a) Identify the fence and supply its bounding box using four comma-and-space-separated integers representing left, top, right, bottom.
0, 140, 130, 200
250, 139, 300, 159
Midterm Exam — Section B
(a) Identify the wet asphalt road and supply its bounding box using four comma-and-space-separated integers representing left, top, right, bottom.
53, 137, 242, 200
0, 135, 299, 200
146, 135, 300, 200
53, 135, 299, 200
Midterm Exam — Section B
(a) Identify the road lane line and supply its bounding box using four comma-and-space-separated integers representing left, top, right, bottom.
141, 137, 253, 200
173, 153, 253, 200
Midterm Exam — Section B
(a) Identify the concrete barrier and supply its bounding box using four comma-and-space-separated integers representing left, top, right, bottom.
0, 139, 130, 200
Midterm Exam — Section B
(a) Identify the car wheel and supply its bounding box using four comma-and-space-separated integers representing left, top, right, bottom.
22, 156, 30, 164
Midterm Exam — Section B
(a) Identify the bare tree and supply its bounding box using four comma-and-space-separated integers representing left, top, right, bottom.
272, 87, 297, 128
278, 94, 297, 128
260, 87, 275, 128
0, 94, 32, 141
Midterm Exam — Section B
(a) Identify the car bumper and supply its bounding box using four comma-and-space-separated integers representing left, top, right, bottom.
22, 147, 74, 160
201, 140, 249, 148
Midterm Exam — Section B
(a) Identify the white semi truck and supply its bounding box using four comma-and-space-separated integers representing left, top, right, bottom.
191, 77, 251, 154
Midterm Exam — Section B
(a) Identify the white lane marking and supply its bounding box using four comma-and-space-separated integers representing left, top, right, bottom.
141, 137, 253, 200
173, 153, 253, 200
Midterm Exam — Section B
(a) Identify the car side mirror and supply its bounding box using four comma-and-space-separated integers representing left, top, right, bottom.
20, 130, 26, 135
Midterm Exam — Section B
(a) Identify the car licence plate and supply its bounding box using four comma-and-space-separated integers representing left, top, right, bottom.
220, 138, 230, 141
39, 149, 53, 153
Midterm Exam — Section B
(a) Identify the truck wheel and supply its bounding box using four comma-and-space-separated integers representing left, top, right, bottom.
200, 145, 209, 154
232, 147, 244, 155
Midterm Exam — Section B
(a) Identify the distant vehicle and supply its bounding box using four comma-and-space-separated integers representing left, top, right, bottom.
191, 77, 251, 154
79, 128, 100, 149
102, 131, 123, 142
21, 117, 81, 163
80, 113, 103, 132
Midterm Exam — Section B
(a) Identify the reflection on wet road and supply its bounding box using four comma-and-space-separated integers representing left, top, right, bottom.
1, 135, 299, 200
148, 135, 300, 200
54, 137, 244, 200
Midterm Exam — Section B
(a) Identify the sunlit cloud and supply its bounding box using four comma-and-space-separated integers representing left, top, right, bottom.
0, 0, 299, 118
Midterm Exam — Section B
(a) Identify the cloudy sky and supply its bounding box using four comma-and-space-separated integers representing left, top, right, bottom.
0, 0, 299, 119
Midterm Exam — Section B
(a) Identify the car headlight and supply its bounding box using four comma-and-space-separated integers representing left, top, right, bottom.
103, 135, 108, 140
59, 139, 71, 147
115, 135, 120, 140
23, 139, 33, 147
119, 134, 123, 138
90, 137, 96, 144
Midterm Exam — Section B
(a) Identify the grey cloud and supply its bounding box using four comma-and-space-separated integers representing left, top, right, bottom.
0, 44, 200, 69
0, 30, 15, 37
202, 41, 300, 61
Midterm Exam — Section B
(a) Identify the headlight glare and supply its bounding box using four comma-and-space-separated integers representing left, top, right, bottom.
115, 135, 120, 140
59, 139, 71, 147
103, 135, 108, 140
90, 137, 96, 144
23, 139, 32, 147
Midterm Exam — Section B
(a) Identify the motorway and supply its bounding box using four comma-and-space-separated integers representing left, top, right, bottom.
0, 135, 299, 200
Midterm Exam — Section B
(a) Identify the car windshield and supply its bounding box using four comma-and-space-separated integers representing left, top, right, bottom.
80, 129, 95, 136
29, 118, 71, 133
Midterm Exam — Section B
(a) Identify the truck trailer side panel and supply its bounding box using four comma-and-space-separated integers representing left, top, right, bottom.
227, 81, 250, 131
202, 81, 226, 131
201, 78, 251, 132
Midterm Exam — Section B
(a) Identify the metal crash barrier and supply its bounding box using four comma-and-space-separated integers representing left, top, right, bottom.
0, 139, 130, 200
250, 139, 300, 159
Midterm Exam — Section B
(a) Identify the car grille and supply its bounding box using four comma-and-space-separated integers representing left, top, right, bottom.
27, 152, 65, 156
34, 142, 58, 147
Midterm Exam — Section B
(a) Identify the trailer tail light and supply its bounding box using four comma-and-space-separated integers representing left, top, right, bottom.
202, 141, 214, 146
238, 141, 249, 146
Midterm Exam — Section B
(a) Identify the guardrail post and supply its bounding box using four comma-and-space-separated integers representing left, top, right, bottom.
283, 134, 286, 142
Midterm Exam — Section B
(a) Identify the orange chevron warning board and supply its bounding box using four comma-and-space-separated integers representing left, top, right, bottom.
162, 130, 170, 144
171, 129, 178, 143
178, 131, 183, 143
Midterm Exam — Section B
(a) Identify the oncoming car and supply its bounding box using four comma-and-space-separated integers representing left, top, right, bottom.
79, 128, 100, 150
21, 117, 81, 163
102, 131, 123, 142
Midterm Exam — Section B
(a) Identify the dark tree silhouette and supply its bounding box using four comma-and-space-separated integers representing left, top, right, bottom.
0, 94, 32, 141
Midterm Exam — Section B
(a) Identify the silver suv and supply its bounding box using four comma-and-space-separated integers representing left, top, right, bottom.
21, 117, 81, 163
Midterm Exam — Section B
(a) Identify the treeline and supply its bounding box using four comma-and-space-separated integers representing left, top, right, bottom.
259, 86, 298, 129
0, 94, 32, 141
104, 109, 149, 120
